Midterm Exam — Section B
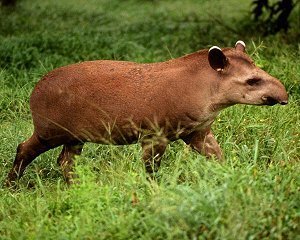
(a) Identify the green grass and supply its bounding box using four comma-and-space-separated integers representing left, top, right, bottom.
0, 0, 299, 239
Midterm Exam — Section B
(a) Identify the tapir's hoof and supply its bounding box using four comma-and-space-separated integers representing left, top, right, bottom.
65, 176, 81, 186
4, 179, 18, 189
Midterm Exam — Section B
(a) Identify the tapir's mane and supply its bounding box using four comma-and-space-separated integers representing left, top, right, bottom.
223, 48, 254, 65
173, 48, 211, 64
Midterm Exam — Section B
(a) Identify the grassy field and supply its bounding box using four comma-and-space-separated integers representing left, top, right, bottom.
0, 0, 299, 239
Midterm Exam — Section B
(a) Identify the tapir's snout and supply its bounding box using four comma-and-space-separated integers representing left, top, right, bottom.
261, 79, 289, 106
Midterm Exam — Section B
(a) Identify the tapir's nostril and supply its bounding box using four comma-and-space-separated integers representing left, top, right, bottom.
280, 100, 288, 105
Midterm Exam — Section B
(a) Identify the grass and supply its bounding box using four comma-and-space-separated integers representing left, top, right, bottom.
0, 0, 299, 239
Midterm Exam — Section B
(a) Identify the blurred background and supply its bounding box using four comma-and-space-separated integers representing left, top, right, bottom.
0, 0, 299, 67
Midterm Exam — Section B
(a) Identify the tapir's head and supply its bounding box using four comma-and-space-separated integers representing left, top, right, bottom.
208, 40, 288, 107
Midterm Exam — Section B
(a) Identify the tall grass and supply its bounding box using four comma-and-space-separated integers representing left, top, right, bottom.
0, 0, 299, 239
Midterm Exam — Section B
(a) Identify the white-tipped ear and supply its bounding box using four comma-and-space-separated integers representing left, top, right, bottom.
208, 46, 227, 72
235, 40, 246, 52
209, 46, 222, 52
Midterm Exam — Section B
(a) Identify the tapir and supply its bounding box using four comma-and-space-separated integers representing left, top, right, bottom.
6, 40, 288, 186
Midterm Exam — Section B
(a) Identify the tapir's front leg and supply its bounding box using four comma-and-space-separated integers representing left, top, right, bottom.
182, 129, 223, 160
141, 137, 168, 174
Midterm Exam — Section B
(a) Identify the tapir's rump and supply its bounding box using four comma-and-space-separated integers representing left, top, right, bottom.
6, 40, 288, 186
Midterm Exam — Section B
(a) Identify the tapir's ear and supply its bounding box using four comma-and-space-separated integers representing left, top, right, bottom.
208, 46, 227, 72
235, 40, 246, 52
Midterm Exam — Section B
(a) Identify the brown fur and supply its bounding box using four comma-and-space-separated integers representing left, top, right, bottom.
6, 41, 288, 186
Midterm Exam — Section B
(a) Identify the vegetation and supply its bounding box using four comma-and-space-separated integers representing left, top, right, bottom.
0, 0, 299, 239
252, 0, 297, 34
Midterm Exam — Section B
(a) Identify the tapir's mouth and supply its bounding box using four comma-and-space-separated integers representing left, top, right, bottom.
262, 96, 278, 106
261, 96, 288, 106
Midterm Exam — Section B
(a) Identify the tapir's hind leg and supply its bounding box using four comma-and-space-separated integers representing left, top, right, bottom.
6, 133, 53, 187
57, 143, 84, 184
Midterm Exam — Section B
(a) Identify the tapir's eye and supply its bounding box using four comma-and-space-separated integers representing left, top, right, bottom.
247, 78, 261, 86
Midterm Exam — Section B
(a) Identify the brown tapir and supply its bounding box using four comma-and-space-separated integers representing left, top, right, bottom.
6, 40, 288, 186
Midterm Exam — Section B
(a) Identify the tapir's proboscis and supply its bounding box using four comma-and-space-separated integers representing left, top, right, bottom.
6, 40, 288, 186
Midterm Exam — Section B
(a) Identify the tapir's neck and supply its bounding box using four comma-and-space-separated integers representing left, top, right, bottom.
169, 50, 233, 113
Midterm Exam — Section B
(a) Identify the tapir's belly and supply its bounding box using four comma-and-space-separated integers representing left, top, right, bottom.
30, 98, 194, 145
30, 89, 156, 144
